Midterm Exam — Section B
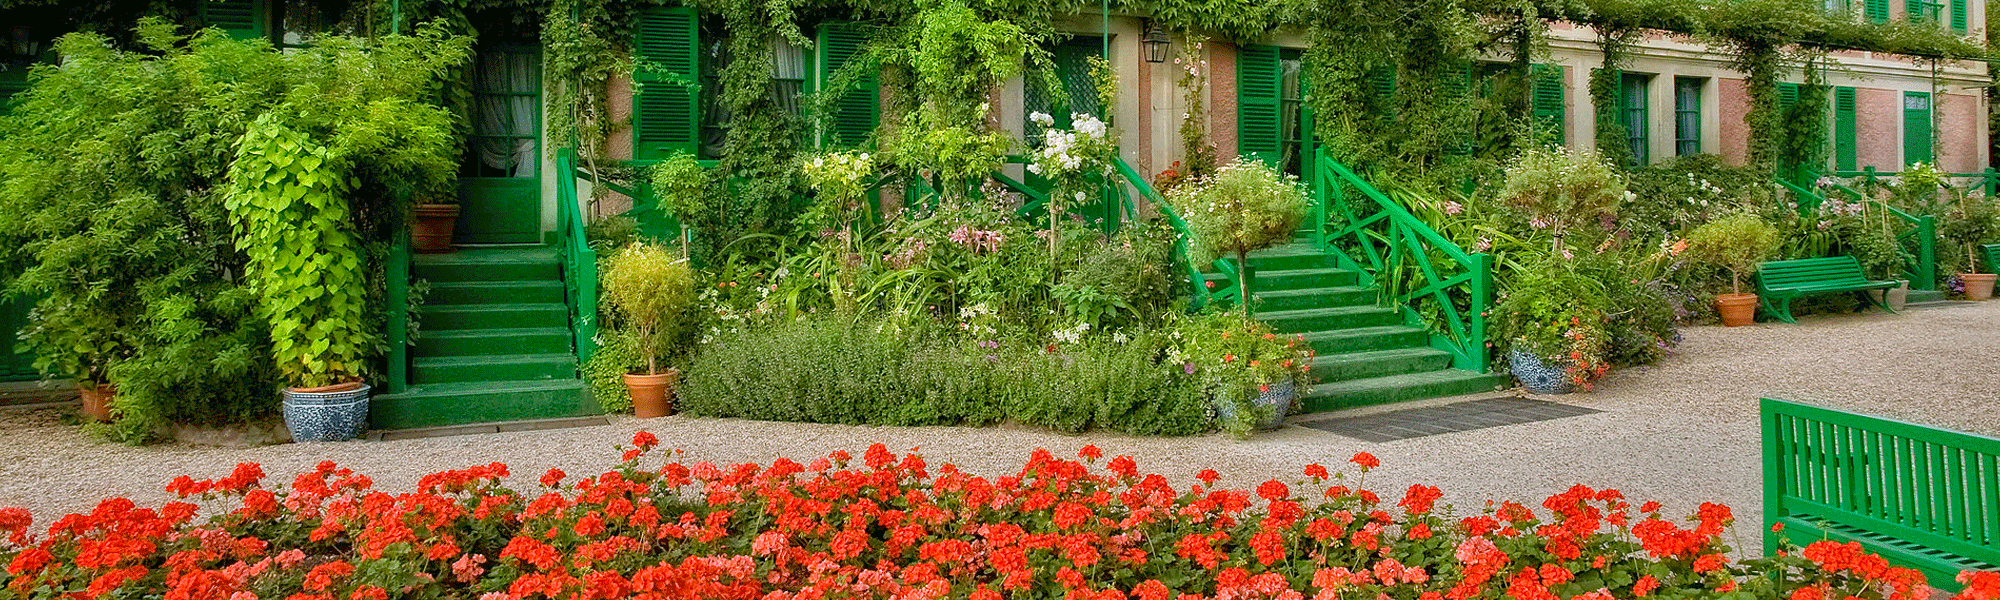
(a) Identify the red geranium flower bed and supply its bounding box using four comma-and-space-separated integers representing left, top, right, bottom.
1, 433, 1994, 600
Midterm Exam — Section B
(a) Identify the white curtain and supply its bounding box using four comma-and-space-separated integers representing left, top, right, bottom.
771, 36, 805, 116
473, 52, 538, 178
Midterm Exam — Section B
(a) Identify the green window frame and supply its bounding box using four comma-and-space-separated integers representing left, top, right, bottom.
1621, 73, 1650, 166
1906, 0, 1943, 21
1674, 77, 1703, 156
633, 7, 700, 161
1834, 87, 1857, 171
462, 46, 542, 179
1903, 91, 1932, 167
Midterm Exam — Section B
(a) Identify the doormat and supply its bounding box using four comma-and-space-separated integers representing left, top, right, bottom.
1297, 397, 1600, 442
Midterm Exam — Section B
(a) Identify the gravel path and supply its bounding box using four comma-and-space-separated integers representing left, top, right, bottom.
2, 301, 1995, 557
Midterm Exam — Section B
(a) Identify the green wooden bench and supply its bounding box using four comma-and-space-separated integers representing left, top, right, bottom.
1756, 257, 1900, 324
1762, 398, 2000, 593
1982, 243, 2000, 273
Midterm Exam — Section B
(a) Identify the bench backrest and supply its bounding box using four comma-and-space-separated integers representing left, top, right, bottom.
1762, 398, 2000, 561
1758, 257, 1875, 289
1983, 244, 2000, 273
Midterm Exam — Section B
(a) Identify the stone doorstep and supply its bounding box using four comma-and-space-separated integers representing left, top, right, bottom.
370, 416, 614, 442
0, 379, 78, 408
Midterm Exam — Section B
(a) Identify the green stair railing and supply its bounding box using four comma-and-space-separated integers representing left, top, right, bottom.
385, 235, 411, 393
1310, 149, 1490, 372
1109, 156, 1220, 310
1777, 175, 1938, 291
555, 148, 600, 365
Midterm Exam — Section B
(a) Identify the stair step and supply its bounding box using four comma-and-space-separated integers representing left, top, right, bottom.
1309, 347, 1455, 384
1300, 326, 1430, 355
1252, 286, 1376, 312
1250, 267, 1360, 292
415, 327, 573, 357
428, 281, 565, 306
1299, 370, 1508, 414
1256, 305, 1402, 332
1245, 245, 1335, 271
413, 353, 577, 384
370, 379, 599, 430
414, 248, 561, 283
424, 304, 568, 330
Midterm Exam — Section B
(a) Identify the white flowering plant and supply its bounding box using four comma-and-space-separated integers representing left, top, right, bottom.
1166, 159, 1309, 313
800, 151, 877, 252
1496, 146, 1626, 252
1026, 112, 1117, 254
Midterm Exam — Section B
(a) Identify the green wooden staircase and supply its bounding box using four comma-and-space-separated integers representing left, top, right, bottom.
370, 247, 598, 430
1208, 242, 1504, 413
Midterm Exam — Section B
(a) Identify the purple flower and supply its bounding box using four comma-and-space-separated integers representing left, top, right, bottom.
1183, 362, 1196, 375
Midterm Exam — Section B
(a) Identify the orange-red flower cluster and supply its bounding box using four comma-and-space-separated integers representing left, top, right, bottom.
0, 439, 1989, 600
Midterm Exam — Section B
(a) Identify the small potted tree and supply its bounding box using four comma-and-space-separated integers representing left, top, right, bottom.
602, 242, 696, 417
1686, 212, 1782, 326
1167, 159, 1309, 315
1941, 195, 1999, 300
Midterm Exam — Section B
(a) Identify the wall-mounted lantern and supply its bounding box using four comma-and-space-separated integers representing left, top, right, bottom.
1142, 21, 1170, 63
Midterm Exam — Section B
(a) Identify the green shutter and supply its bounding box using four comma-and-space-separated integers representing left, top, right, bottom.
816, 22, 878, 149
1532, 64, 1565, 143
1866, 0, 1890, 21
1236, 44, 1283, 166
199, 0, 267, 40
633, 7, 700, 160
1950, 0, 1967, 31
1834, 87, 1857, 171
1903, 91, 1932, 167
1778, 82, 1800, 110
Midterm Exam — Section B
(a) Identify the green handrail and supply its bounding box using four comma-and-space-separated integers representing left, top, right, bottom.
386, 235, 410, 393
1110, 156, 1217, 310
1311, 149, 1489, 371
1831, 166, 2000, 198
1777, 176, 1938, 290
555, 148, 599, 365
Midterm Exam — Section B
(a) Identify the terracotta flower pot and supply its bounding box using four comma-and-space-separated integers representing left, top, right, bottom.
1715, 293, 1759, 327
411, 204, 460, 254
78, 383, 114, 423
624, 370, 679, 418
1962, 273, 1997, 301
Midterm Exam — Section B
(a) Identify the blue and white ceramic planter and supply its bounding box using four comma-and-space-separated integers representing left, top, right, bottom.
283, 383, 371, 442
1214, 379, 1297, 431
1509, 349, 1573, 395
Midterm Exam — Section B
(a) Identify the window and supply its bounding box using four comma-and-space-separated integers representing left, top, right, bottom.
1621, 73, 1650, 166
771, 36, 805, 118
1027, 37, 1105, 140
1235, 45, 1311, 176
275, 0, 336, 48
1903, 91, 1932, 167
1906, 0, 1944, 21
1278, 49, 1308, 177
462, 47, 540, 179
1674, 77, 1703, 156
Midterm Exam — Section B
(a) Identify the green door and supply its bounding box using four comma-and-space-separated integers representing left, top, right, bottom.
1903, 91, 1932, 168
457, 47, 543, 245
1024, 37, 1116, 230
0, 297, 36, 381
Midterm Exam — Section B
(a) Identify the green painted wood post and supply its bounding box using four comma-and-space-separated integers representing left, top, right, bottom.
387, 235, 410, 394
1984, 168, 1996, 197
1916, 215, 1937, 290
1761, 399, 1786, 556
1862, 166, 1879, 188
1466, 251, 1491, 371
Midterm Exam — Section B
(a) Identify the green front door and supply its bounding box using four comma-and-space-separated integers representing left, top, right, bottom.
1024, 37, 1116, 230
457, 47, 543, 245
0, 297, 36, 382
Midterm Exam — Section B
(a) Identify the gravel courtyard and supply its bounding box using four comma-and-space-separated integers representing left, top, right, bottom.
2, 300, 1995, 556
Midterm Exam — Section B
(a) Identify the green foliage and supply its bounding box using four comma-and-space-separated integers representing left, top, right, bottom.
645, 153, 724, 259
1497, 146, 1627, 241
1165, 310, 1313, 437
0, 22, 466, 439
1171, 160, 1307, 261
581, 329, 642, 413
224, 116, 374, 389
1493, 254, 1617, 388
679, 315, 1210, 435
1940, 194, 2000, 272
601, 243, 696, 373
1687, 212, 1783, 293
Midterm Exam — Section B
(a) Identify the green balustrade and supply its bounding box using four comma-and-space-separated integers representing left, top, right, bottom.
1309, 149, 1490, 371
1778, 174, 1938, 291
555, 148, 600, 365
386, 235, 411, 393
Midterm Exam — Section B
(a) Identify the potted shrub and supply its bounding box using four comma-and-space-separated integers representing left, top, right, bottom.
1848, 206, 1911, 310
1171, 310, 1313, 436
1940, 195, 1999, 300
1168, 159, 1309, 314
410, 190, 459, 254
225, 116, 379, 442
1686, 212, 1782, 326
1496, 146, 1625, 254
602, 242, 696, 418
1493, 256, 1614, 394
